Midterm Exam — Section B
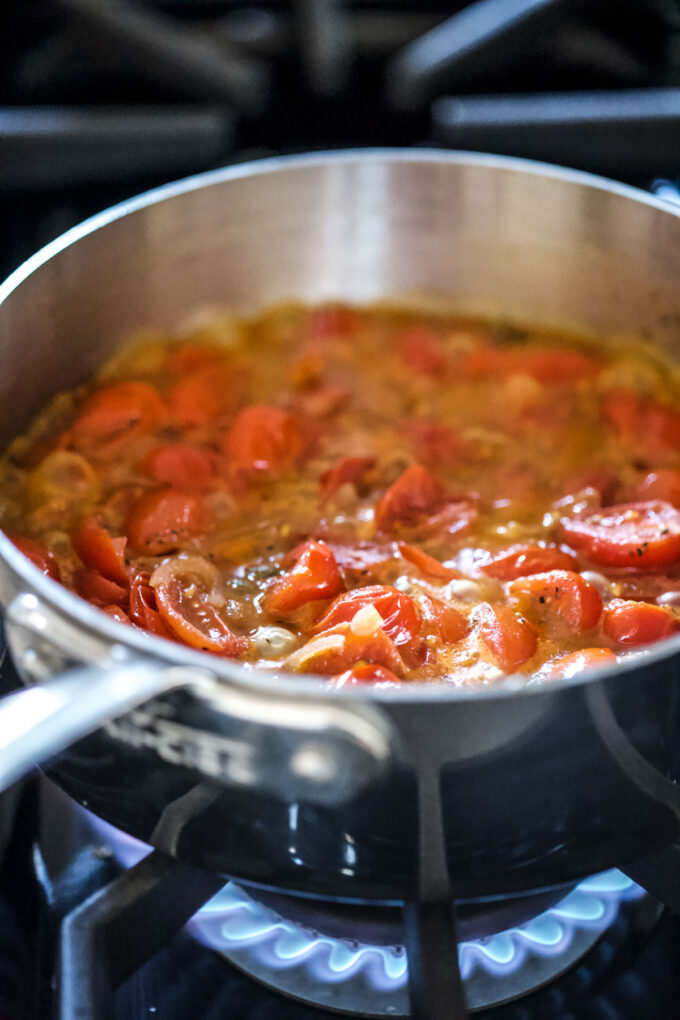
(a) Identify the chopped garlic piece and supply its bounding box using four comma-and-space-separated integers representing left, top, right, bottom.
350, 604, 384, 636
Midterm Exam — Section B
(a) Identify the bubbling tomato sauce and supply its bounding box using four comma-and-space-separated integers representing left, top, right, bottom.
3, 302, 680, 686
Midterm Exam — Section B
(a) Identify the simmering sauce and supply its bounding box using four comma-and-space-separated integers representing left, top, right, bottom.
3, 302, 680, 686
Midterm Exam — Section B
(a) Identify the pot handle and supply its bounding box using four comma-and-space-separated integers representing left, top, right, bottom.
0, 592, 394, 804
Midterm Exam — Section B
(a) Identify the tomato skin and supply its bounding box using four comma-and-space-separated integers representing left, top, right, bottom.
509, 570, 603, 633
603, 598, 676, 647
549, 647, 617, 678
73, 568, 128, 607
397, 542, 459, 581
419, 595, 468, 644
101, 605, 132, 624
290, 624, 407, 677
167, 366, 235, 427
375, 462, 465, 534
637, 470, 680, 508
481, 544, 576, 581
331, 663, 401, 686
404, 421, 464, 466
311, 585, 423, 665
10, 535, 61, 581
265, 540, 344, 616
559, 501, 680, 569
68, 382, 164, 456
153, 573, 247, 656
320, 457, 376, 503
142, 443, 218, 491
224, 405, 306, 478
398, 326, 447, 376
129, 572, 175, 638
127, 488, 208, 555
476, 603, 537, 672
603, 389, 680, 453
72, 517, 128, 586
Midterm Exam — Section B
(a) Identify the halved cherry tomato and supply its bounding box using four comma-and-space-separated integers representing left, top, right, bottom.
311, 585, 423, 665
289, 624, 407, 677
397, 542, 458, 581
559, 501, 680, 569
398, 326, 447, 376
481, 544, 576, 581
10, 535, 61, 581
374, 464, 448, 532
404, 421, 464, 466
129, 572, 175, 638
72, 516, 128, 586
603, 389, 680, 452
603, 598, 676, 647
509, 570, 602, 633
142, 443, 217, 491
476, 602, 537, 671
322, 541, 394, 579
127, 488, 209, 555
224, 405, 306, 478
68, 382, 164, 456
331, 663, 401, 686
167, 366, 236, 427
153, 571, 247, 656
101, 605, 132, 624
637, 470, 680, 508
549, 647, 617, 678
419, 595, 468, 643
320, 457, 376, 503
73, 568, 128, 607
265, 540, 344, 616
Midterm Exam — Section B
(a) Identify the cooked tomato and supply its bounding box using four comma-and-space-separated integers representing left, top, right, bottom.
481, 544, 576, 581
397, 542, 459, 581
404, 421, 464, 466
509, 570, 602, 633
152, 568, 247, 656
167, 366, 236, 427
559, 501, 680, 569
224, 405, 306, 477
101, 605, 132, 624
72, 516, 128, 586
289, 624, 407, 677
419, 595, 468, 643
10, 535, 61, 581
603, 389, 680, 453
475, 602, 537, 672
398, 326, 447, 376
374, 464, 449, 532
73, 568, 128, 607
603, 598, 676, 647
331, 663, 401, 686
637, 470, 680, 507
127, 489, 209, 555
311, 585, 423, 665
549, 647, 617, 678
306, 305, 358, 341
462, 346, 596, 383
68, 382, 164, 456
265, 539, 344, 616
142, 443, 218, 491
297, 384, 350, 419
129, 572, 174, 638
320, 457, 375, 503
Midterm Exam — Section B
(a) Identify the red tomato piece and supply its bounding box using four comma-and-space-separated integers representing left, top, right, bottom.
509, 570, 603, 633
127, 489, 209, 555
319, 457, 376, 503
549, 647, 617, 678
461, 346, 596, 382
603, 598, 676, 647
637, 470, 680, 508
73, 568, 128, 607
167, 366, 236, 427
419, 595, 468, 643
397, 542, 459, 581
374, 464, 448, 532
142, 443, 217, 491
603, 389, 680, 452
265, 540, 344, 616
224, 405, 306, 477
72, 517, 128, 586
153, 573, 248, 656
398, 326, 447, 376
168, 345, 226, 376
10, 535, 61, 581
68, 382, 164, 456
403, 420, 464, 467
292, 624, 407, 677
306, 305, 358, 341
297, 384, 350, 419
311, 585, 423, 665
331, 663, 401, 686
559, 501, 680, 569
129, 572, 175, 638
101, 605, 132, 624
481, 544, 576, 581
476, 602, 537, 672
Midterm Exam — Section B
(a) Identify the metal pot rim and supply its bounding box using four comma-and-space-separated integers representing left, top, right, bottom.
3, 146, 680, 704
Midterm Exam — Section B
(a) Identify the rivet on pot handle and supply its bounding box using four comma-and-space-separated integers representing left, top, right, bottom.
0, 592, 395, 805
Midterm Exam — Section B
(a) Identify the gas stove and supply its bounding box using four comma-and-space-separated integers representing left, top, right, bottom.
3, 2, 680, 1018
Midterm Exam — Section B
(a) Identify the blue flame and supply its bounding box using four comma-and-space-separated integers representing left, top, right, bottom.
84, 811, 643, 991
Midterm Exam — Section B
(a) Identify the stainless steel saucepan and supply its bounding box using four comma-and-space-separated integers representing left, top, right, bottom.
2, 150, 680, 904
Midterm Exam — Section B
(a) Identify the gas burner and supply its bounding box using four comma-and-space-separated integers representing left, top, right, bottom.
84, 809, 651, 1017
